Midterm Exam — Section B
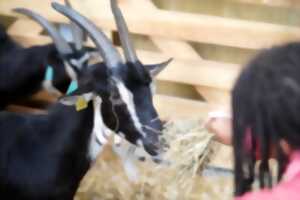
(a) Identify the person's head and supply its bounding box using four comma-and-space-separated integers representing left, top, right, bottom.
232, 42, 300, 196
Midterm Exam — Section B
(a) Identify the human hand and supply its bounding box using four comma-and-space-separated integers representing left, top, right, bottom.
205, 111, 233, 146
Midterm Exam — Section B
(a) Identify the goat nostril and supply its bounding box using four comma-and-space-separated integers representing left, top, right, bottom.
138, 156, 146, 162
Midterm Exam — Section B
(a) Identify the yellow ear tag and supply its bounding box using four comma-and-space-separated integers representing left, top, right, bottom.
76, 96, 88, 111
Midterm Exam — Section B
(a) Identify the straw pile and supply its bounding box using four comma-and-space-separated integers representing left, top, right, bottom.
75, 119, 233, 200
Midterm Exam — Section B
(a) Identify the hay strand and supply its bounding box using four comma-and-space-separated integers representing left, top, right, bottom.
76, 119, 233, 200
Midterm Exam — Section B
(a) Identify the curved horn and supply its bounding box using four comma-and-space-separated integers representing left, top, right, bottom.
14, 8, 73, 56
146, 58, 173, 77
111, 0, 138, 63
52, 2, 123, 70
64, 0, 86, 51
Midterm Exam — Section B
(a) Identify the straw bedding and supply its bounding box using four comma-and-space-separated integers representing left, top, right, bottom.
75, 119, 233, 200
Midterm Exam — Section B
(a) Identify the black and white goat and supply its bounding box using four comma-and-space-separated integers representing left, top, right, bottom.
0, 2, 92, 109
53, 0, 172, 157
0, 1, 171, 199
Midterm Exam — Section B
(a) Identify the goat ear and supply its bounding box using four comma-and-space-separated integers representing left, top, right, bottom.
59, 92, 94, 111
59, 95, 82, 106
145, 58, 173, 77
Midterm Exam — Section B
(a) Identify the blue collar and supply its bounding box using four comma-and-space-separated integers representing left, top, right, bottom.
66, 80, 78, 94
44, 65, 54, 81
44, 65, 78, 95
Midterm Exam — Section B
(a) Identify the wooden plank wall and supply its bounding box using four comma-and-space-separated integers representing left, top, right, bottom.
0, 0, 300, 119
233, 0, 300, 7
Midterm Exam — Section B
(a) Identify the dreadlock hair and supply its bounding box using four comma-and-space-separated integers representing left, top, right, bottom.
232, 42, 300, 196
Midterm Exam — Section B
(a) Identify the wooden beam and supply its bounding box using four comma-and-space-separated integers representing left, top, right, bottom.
125, 0, 231, 105
231, 0, 300, 7
10, 33, 52, 47
154, 95, 217, 119
195, 86, 230, 105
124, 0, 201, 59
9, 32, 240, 90
8, 19, 43, 36
1, 0, 300, 50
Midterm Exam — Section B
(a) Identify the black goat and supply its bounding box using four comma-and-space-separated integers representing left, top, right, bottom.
0, 103, 95, 199
53, 0, 173, 157
0, 16, 109, 200
0, 3, 92, 109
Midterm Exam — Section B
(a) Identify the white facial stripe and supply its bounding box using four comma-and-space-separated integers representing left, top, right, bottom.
42, 80, 62, 97
115, 80, 146, 138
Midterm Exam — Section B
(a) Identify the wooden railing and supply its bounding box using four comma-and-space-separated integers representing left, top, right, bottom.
1, 0, 299, 119
232, 0, 300, 7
